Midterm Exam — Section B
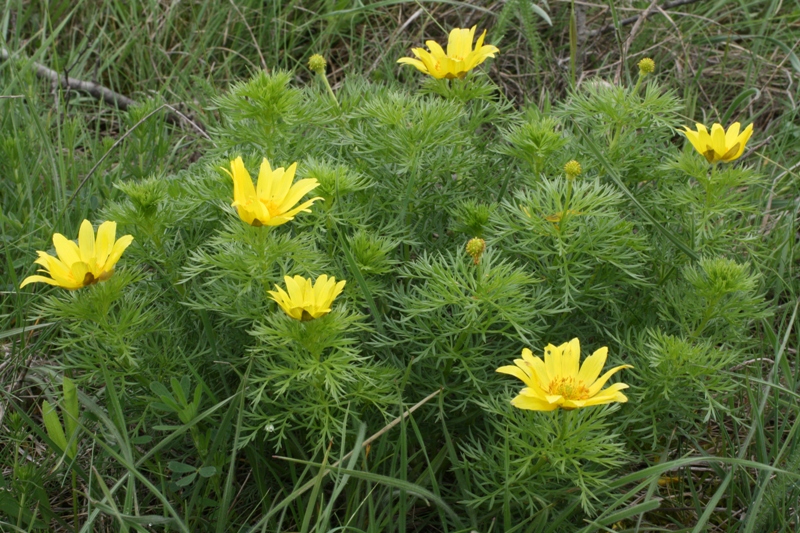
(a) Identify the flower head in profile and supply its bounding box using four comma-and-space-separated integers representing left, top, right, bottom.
268, 275, 346, 321
20, 220, 133, 290
224, 156, 322, 227
397, 26, 499, 80
497, 338, 632, 410
682, 122, 753, 164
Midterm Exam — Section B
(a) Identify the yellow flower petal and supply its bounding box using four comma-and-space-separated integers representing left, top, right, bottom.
415, 49, 444, 79
724, 122, 741, 147
578, 383, 630, 407
53, 233, 81, 266
496, 365, 535, 388
396, 57, 429, 74
277, 178, 320, 213
106, 234, 134, 269
69, 261, 91, 286
265, 197, 322, 226
587, 364, 634, 397
576, 346, 608, 385
94, 221, 117, 268
256, 158, 274, 199
228, 156, 257, 207
562, 337, 581, 378
511, 391, 559, 411
20, 275, 62, 288
730, 123, 753, 160
426, 40, 447, 60
710, 124, 727, 159
543, 342, 563, 380
682, 127, 706, 156
270, 163, 296, 204
78, 220, 95, 265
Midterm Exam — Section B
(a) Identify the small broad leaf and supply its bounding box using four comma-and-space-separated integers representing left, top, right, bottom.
198, 466, 217, 478
168, 461, 197, 473
175, 472, 197, 487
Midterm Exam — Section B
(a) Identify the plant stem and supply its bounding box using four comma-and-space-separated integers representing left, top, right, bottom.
319, 73, 339, 107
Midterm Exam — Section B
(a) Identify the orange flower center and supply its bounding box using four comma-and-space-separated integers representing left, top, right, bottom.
547, 376, 589, 401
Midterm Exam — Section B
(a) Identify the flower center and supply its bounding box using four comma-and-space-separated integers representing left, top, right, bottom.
548, 377, 589, 400
259, 198, 282, 218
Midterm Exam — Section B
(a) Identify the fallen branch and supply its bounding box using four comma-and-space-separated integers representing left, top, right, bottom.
588, 0, 707, 38
2, 46, 136, 108
0, 47, 206, 133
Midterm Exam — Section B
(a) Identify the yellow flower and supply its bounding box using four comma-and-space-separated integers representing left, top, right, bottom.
268, 274, 346, 321
497, 338, 632, 410
224, 156, 322, 227
397, 26, 499, 80
682, 122, 753, 164
20, 220, 133, 290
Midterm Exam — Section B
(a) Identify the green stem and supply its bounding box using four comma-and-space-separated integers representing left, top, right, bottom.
632, 73, 644, 96
690, 295, 720, 339
319, 73, 339, 107
558, 409, 570, 441
560, 177, 574, 232
16, 491, 26, 529
609, 119, 625, 150
698, 163, 717, 249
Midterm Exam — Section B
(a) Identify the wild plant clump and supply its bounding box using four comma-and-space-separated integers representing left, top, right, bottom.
10, 26, 785, 532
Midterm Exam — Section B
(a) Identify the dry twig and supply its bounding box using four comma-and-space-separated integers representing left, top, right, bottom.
0, 47, 206, 133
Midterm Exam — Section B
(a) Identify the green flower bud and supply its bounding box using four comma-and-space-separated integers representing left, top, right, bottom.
466, 237, 486, 265
638, 57, 655, 75
564, 160, 582, 180
308, 54, 327, 74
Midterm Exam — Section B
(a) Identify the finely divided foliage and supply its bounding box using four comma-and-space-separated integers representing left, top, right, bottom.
2, 5, 799, 533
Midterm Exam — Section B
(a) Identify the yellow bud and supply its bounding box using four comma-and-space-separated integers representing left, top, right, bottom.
466, 237, 486, 265
638, 57, 655, 75
308, 54, 327, 74
564, 160, 582, 180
